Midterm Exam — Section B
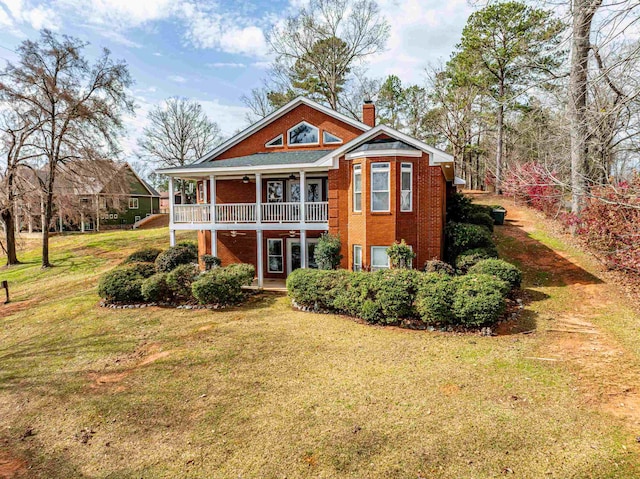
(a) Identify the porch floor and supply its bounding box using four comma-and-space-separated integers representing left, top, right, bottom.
246, 279, 287, 292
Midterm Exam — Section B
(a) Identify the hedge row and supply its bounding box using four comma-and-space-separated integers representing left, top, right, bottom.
287, 262, 520, 327
99, 243, 255, 306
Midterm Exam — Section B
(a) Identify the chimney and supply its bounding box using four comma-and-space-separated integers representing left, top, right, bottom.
362, 100, 376, 127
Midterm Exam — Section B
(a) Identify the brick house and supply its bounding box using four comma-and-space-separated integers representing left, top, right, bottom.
158, 97, 455, 287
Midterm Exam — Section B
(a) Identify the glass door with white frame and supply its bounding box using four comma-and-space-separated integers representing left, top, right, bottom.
286, 237, 319, 274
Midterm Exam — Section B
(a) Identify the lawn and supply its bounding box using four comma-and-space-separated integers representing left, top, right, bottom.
0, 226, 638, 478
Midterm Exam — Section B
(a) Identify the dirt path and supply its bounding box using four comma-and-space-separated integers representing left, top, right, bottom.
490, 197, 640, 430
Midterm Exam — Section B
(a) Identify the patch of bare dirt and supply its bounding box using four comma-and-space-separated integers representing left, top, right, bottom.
87, 342, 174, 390
494, 199, 640, 428
0, 299, 38, 318
0, 452, 26, 479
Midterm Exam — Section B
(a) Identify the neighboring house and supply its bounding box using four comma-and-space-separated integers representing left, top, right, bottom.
158, 97, 456, 287
15, 161, 160, 233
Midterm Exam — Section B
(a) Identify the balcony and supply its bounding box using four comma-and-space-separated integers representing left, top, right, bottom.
172, 202, 329, 225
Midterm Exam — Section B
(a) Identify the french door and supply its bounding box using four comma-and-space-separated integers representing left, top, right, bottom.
286, 237, 319, 274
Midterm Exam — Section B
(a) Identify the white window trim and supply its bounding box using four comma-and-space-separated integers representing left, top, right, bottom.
353, 164, 362, 212
267, 238, 284, 273
401, 162, 413, 212
323, 130, 343, 145
353, 244, 362, 272
287, 121, 320, 147
265, 134, 283, 148
266, 180, 285, 203
370, 246, 390, 271
129, 198, 139, 209
370, 162, 390, 213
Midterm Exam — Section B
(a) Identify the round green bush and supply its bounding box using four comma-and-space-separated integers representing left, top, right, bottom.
141, 273, 173, 303
155, 246, 197, 273
467, 211, 494, 232
287, 269, 350, 310
468, 259, 523, 291
166, 264, 199, 300
445, 222, 493, 261
176, 241, 198, 257
372, 269, 421, 323
201, 254, 222, 270
423, 259, 455, 275
98, 267, 145, 303
455, 246, 499, 274
192, 266, 251, 305
452, 274, 508, 326
123, 261, 157, 279
415, 273, 455, 325
123, 247, 162, 264
225, 263, 256, 286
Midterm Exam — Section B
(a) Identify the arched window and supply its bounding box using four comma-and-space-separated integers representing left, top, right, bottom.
287, 121, 319, 146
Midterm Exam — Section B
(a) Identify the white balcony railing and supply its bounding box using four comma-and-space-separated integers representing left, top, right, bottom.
173, 204, 211, 223
216, 203, 256, 223
173, 202, 329, 224
306, 202, 329, 223
262, 202, 300, 223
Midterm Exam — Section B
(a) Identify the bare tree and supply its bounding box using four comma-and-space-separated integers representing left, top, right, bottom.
0, 30, 134, 268
138, 97, 222, 201
267, 0, 389, 110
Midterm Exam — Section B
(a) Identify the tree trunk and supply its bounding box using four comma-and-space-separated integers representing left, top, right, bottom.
570, 0, 602, 215
42, 173, 55, 268
495, 85, 505, 194
1, 209, 19, 265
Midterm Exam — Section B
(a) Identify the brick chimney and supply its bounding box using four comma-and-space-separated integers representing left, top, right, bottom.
362, 100, 376, 127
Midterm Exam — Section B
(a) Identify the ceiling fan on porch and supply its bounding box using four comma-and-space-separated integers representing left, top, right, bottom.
279, 230, 299, 238
225, 230, 247, 238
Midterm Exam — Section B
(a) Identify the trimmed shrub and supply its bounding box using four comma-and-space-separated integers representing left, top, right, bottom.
467, 211, 494, 232
98, 267, 145, 303
166, 264, 199, 300
315, 232, 343, 270
452, 274, 508, 326
455, 246, 499, 273
123, 247, 162, 264
141, 273, 173, 303
423, 259, 455, 275
287, 269, 350, 310
155, 246, 197, 273
445, 222, 493, 261
122, 261, 157, 279
468, 259, 523, 290
176, 241, 198, 257
387, 240, 416, 269
201, 254, 221, 270
225, 263, 256, 286
192, 266, 251, 305
415, 273, 455, 325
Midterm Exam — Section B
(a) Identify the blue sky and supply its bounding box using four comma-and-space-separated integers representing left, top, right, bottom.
0, 0, 473, 166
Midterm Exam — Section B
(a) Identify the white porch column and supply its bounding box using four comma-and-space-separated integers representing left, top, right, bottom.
168, 176, 175, 246
299, 170, 306, 223
255, 173, 262, 224
256, 229, 264, 288
80, 213, 85, 233
203, 177, 208, 204
210, 229, 217, 257
95, 195, 100, 232
209, 174, 216, 225
300, 229, 307, 269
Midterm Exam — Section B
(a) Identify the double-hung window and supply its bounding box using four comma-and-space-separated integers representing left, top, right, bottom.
370, 246, 390, 271
267, 239, 283, 273
371, 162, 390, 212
353, 164, 362, 212
128, 198, 139, 209
400, 163, 413, 212
353, 245, 362, 271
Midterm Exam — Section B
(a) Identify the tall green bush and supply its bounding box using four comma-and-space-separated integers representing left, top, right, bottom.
445, 222, 493, 262
315, 232, 343, 270
387, 240, 416, 269
155, 246, 197, 273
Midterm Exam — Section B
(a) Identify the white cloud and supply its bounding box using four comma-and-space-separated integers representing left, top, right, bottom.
208, 62, 247, 68
56, 0, 176, 29
199, 99, 252, 137
0, 0, 61, 31
168, 75, 187, 83
365, 0, 472, 84
0, 5, 13, 26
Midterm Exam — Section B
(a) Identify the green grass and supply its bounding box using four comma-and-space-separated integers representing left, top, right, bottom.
0, 227, 639, 478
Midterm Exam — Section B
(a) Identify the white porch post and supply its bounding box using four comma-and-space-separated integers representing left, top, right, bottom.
299, 170, 306, 223
210, 174, 217, 257
81, 213, 85, 233
168, 176, 175, 246
300, 229, 307, 269
255, 173, 262, 224
256, 229, 264, 288
203, 177, 208, 204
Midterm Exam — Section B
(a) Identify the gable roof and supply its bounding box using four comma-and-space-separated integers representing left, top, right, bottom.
194, 96, 371, 164
185, 150, 332, 169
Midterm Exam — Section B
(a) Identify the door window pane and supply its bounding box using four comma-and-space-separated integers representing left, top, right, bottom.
267, 239, 283, 273
371, 246, 390, 271
267, 181, 284, 203
308, 242, 318, 269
